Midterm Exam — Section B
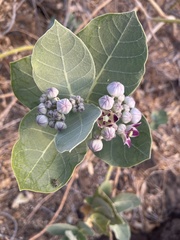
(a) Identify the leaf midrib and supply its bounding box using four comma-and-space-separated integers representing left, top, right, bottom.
86, 14, 133, 101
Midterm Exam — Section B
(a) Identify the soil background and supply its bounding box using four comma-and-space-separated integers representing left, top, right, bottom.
0, 0, 180, 240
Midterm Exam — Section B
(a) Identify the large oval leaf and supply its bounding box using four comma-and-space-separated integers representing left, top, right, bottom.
11, 108, 87, 193
11, 56, 42, 109
94, 116, 151, 167
55, 104, 101, 153
78, 11, 147, 103
31, 20, 95, 99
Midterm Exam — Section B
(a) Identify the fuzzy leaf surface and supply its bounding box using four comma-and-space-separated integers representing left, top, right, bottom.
110, 223, 131, 240
55, 104, 101, 153
78, 11, 147, 103
11, 108, 86, 193
11, 56, 42, 109
113, 193, 140, 212
31, 20, 95, 99
94, 116, 151, 167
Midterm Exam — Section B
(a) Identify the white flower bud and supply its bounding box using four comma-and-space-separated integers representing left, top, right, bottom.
55, 121, 67, 131
130, 108, 142, 124
36, 115, 48, 127
112, 100, 123, 113
118, 94, 125, 103
39, 93, 47, 103
124, 96, 135, 108
122, 111, 132, 124
88, 139, 103, 152
123, 104, 130, 112
98, 95, 114, 110
101, 127, 116, 141
107, 81, 124, 97
117, 124, 126, 135
57, 98, 72, 114
38, 103, 47, 115
45, 100, 52, 109
46, 87, 59, 99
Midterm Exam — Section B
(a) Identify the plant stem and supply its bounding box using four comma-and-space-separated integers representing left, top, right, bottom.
0, 45, 34, 59
105, 165, 114, 181
151, 17, 180, 24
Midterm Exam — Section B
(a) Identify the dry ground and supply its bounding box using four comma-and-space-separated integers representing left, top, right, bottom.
0, 0, 180, 240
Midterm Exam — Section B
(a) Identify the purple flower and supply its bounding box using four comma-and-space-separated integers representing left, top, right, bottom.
57, 98, 72, 114
117, 123, 141, 148
88, 139, 103, 152
97, 110, 119, 128
101, 127, 116, 141
107, 82, 125, 97
98, 95, 114, 110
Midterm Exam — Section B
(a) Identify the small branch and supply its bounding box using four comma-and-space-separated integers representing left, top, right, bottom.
147, 0, 167, 18
0, 211, 18, 240
0, 97, 17, 126
112, 167, 121, 197
151, 16, 180, 24
0, 92, 14, 98
29, 168, 79, 240
105, 165, 114, 181
74, 0, 113, 34
0, 45, 33, 59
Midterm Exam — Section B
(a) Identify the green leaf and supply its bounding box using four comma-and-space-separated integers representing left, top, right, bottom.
78, 11, 147, 103
99, 180, 113, 197
31, 20, 95, 99
93, 116, 152, 167
150, 110, 168, 130
90, 212, 110, 235
110, 223, 131, 240
55, 104, 101, 153
113, 193, 140, 212
77, 222, 94, 236
11, 56, 42, 109
11, 108, 86, 193
46, 223, 78, 235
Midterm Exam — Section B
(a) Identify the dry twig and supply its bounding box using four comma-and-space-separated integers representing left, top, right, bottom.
0, 211, 18, 240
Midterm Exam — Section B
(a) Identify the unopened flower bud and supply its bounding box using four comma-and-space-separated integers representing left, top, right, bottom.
39, 93, 47, 103
88, 139, 103, 152
117, 124, 126, 135
130, 108, 142, 124
124, 96, 135, 108
112, 100, 123, 113
38, 103, 47, 115
46, 87, 59, 99
107, 81, 124, 97
55, 121, 67, 131
36, 115, 48, 127
78, 102, 85, 112
47, 110, 53, 118
101, 127, 116, 141
118, 94, 125, 103
45, 100, 52, 109
57, 98, 72, 114
48, 120, 55, 128
122, 111, 132, 124
99, 95, 114, 110
123, 104, 130, 112
51, 97, 60, 105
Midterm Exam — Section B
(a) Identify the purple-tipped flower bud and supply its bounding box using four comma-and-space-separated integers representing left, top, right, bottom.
46, 87, 59, 99
122, 111, 132, 124
124, 96, 135, 108
117, 124, 126, 135
45, 100, 52, 109
57, 98, 72, 114
101, 127, 116, 141
48, 120, 55, 128
88, 139, 103, 152
107, 81, 125, 97
55, 121, 67, 131
130, 108, 142, 124
36, 115, 48, 127
38, 103, 47, 115
39, 93, 47, 103
99, 95, 114, 110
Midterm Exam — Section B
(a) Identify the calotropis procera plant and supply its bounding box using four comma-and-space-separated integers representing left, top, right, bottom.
11, 11, 151, 193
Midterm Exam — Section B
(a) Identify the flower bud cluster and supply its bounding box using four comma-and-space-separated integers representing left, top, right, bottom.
36, 88, 85, 131
88, 81, 142, 152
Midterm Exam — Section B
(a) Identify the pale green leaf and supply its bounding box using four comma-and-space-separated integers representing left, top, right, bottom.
46, 224, 78, 235
55, 104, 101, 153
113, 193, 140, 212
94, 116, 151, 167
90, 212, 110, 235
78, 11, 147, 103
11, 56, 42, 109
11, 108, 86, 193
110, 223, 131, 240
31, 20, 95, 99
